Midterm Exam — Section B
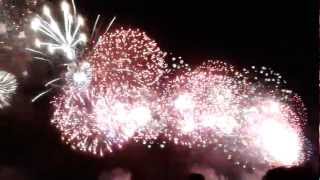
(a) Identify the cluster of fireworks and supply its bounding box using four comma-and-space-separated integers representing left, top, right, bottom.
0, 0, 310, 170
161, 61, 307, 168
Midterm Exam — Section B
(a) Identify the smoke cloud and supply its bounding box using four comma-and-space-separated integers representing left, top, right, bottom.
98, 168, 132, 180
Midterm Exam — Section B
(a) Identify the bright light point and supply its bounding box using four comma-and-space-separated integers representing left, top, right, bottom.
78, 16, 84, 26
174, 94, 194, 111
64, 47, 75, 60
79, 33, 87, 43
130, 106, 152, 126
181, 119, 196, 133
257, 120, 302, 166
48, 46, 54, 54
31, 18, 41, 30
61, 1, 70, 12
34, 39, 41, 48
43, 6, 51, 16
72, 72, 88, 85
65, 62, 92, 88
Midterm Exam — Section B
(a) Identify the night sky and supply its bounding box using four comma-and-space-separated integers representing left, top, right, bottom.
0, 0, 318, 180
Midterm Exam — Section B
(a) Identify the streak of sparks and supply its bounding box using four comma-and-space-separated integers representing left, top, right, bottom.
0, 70, 17, 109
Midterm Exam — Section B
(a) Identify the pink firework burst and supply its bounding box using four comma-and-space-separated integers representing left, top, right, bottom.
89, 27, 167, 87
51, 28, 167, 156
161, 60, 307, 168
161, 61, 247, 147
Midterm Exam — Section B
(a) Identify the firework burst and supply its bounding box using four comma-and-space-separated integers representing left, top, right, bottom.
161, 61, 246, 147
89, 27, 167, 87
30, 1, 87, 60
51, 83, 159, 156
51, 28, 167, 155
160, 60, 307, 168
0, 70, 17, 109
64, 61, 92, 89
235, 66, 307, 168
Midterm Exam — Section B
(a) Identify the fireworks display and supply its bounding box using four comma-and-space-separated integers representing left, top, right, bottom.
0, 0, 310, 172
48, 25, 307, 168
30, 1, 87, 60
0, 70, 17, 109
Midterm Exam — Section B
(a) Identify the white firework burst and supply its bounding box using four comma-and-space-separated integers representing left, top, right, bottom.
30, 1, 87, 60
0, 71, 17, 109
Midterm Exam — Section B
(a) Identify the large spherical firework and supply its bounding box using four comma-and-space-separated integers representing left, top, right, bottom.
162, 61, 246, 147
51, 28, 167, 155
89, 27, 167, 87
0, 70, 17, 109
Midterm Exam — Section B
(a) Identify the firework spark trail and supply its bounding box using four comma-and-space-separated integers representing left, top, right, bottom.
0, 70, 17, 109
30, 1, 87, 60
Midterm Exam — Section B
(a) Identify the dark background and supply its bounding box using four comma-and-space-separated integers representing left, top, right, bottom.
0, 0, 318, 179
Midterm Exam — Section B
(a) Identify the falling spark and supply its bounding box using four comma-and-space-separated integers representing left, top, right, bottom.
31, 88, 52, 102
90, 14, 100, 39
